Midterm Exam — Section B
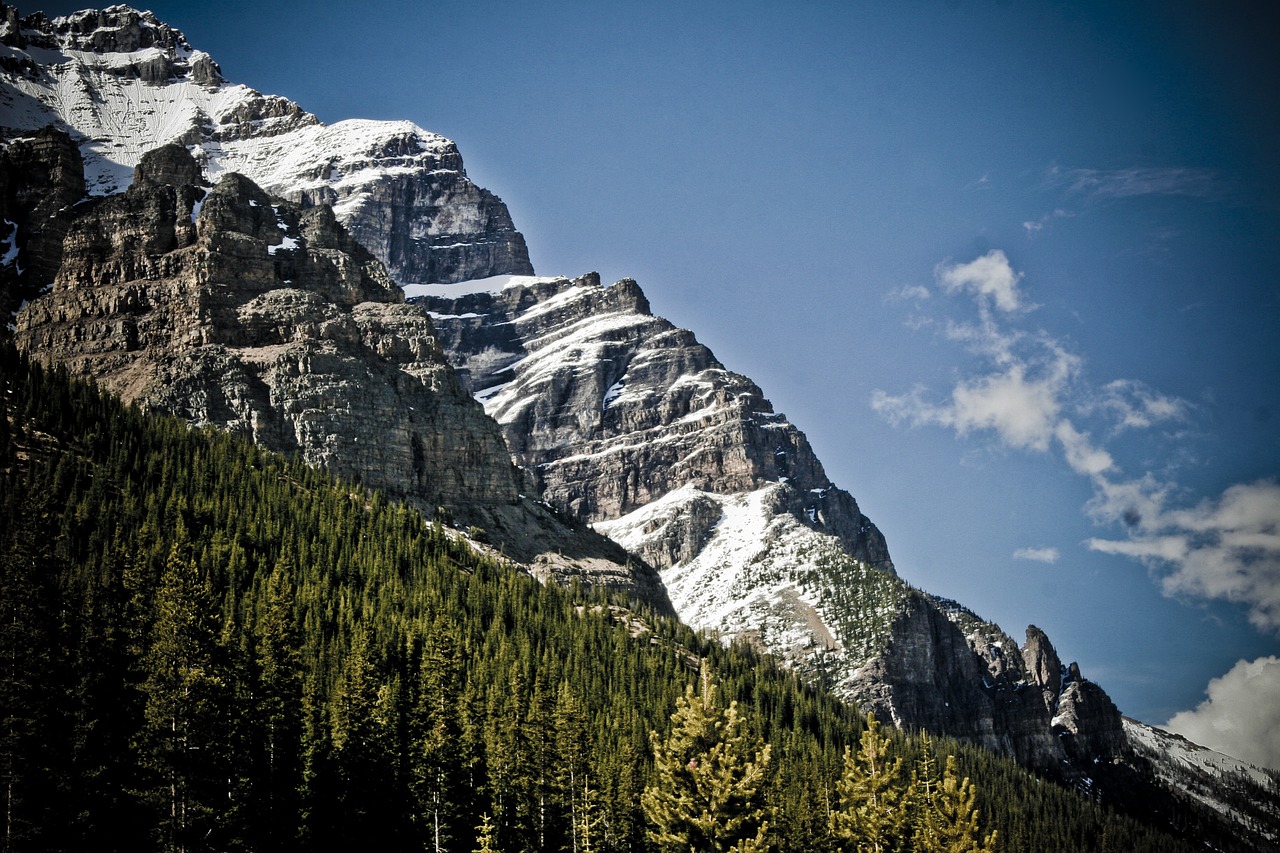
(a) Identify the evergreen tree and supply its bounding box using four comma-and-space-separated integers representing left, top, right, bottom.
139, 542, 230, 853
474, 812, 500, 853
410, 617, 466, 852
0, 491, 67, 851
251, 551, 304, 849
830, 713, 910, 853
552, 681, 589, 853
642, 663, 772, 853
575, 775, 604, 853
917, 755, 997, 853
329, 624, 399, 846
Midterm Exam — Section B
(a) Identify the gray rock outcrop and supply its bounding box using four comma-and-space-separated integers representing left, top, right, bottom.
419, 273, 891, 570
0, 126, 84, 314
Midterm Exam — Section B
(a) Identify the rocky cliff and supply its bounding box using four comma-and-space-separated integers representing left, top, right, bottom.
0, 124, 83, 317
10, 139, 670, 610
416, 272, 1126, 777
0, 4, 531, 285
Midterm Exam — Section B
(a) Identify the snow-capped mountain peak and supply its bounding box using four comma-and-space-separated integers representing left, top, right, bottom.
1, 4, 531, 284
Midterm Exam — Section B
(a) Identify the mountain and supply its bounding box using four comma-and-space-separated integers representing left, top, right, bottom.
0, 0, 1171, 770
3, 127, 669, 610
3, 4, 1277, 845
412, 271, 1133, 776
1, 340, 1211, 853
0, 3, 530, 306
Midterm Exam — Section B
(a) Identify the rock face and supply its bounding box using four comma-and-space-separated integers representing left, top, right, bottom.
417, 273, 890, 566
0, 125, 84, 315
416, 272, 1126, 776
0, 4, 531, 284
12, 141, 671, 611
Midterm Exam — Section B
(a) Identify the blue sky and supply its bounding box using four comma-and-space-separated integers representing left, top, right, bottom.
34, 0, 1280, 766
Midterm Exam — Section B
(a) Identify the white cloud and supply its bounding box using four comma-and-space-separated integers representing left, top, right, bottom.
936, 250, 1030, 314
1055, 420, 1114, 476
1088, 479, 1280, 633
1023, 208, 1072, 234
1165, 656, 1280, 771
878, 248, 1280, 639
873, 319, 1078, 454
950, 364, 1063, 451
871, 360, 1068, 453
1014, 546, 1060, 564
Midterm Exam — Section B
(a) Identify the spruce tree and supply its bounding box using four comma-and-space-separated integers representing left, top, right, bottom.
474, 812, 500, 853
410, 617, 465, 853
642, 663, 772, 853
251, 552, 304, 848
0, 492, 67, 851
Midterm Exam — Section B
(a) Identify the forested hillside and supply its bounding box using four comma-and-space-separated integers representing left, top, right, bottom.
0, 344, 1198, 852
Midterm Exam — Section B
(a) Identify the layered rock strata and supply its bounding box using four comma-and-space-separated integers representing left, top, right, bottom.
0, 124, 83, 316
12, 141, 670, 610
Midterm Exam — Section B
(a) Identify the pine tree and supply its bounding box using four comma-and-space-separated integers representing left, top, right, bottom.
329, 624, 398, 846
917, 755, 997, 853
552, 680, 589, 853
912, 733, 941, 852
830, 713, 910, 853
251, 551, 304, 849
0, 492, 67, 851
642, 663, 772, 853
576, 774, 604, 853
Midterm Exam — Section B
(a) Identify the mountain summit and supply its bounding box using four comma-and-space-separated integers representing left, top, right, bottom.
0, 4, 531, 287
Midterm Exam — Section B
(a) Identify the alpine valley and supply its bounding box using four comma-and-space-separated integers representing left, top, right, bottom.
1, 5, 1277, 851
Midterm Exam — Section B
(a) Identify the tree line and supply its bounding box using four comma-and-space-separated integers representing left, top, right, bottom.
0, 343, 1198, 853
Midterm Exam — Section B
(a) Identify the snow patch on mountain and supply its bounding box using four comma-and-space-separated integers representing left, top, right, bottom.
3, 7, 531, 285
404, 274, 561, 300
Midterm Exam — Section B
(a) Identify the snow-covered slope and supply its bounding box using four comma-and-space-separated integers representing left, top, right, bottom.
1124, 718, 1280, 844
0, 5, 530, 283
597, 482, 910, 689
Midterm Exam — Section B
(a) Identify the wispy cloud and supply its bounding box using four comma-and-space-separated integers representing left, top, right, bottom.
1048, 165, 1222, 201
1023, 208, 1072, 234
885, 283, 931, 303
1089, 379, 1192, 434
874, 250, 1280, 639
1165, 656, 1280, 771
1014, 546, 1060, 564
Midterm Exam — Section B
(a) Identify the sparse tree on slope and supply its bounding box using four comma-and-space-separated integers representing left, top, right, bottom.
642, 663, 772, 853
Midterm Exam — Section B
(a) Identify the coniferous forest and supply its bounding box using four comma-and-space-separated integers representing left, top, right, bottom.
0, 342, 1201, 852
